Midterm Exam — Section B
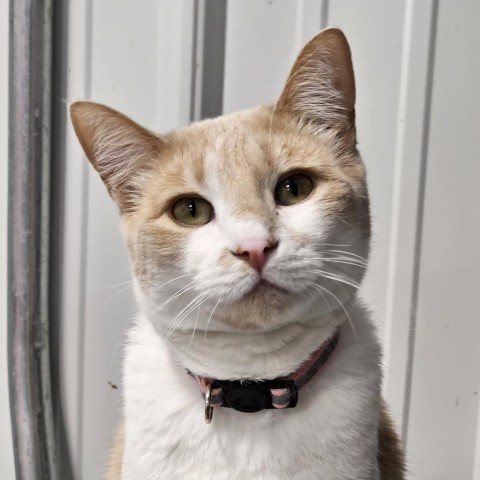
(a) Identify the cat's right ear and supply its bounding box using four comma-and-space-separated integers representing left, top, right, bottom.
70, 101, 160, 212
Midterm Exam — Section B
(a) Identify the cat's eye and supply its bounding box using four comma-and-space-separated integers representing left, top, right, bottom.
171, 197, 214, 226
275, 173, 314, 206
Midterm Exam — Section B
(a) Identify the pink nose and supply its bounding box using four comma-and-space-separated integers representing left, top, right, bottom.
235, 239, 275, 272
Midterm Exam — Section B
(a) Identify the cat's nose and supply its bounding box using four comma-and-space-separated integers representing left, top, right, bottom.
235, 239, 276, 272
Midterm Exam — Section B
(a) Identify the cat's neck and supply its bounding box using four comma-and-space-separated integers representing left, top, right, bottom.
154, 303, 358, 381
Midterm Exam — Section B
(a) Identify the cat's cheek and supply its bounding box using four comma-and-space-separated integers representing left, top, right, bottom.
182, 225, 255, 302
183, 224, 229, 284
183, 224, 217, 266
277, 200, 331, 242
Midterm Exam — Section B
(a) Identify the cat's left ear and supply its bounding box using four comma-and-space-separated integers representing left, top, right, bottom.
277, 28, 356, 139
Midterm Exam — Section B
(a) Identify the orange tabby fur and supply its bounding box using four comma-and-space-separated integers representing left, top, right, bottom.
70, 28, 407, 480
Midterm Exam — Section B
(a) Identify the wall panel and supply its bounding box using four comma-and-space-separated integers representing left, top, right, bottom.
406, 0, 480, 477
60, 1, 92, 476
223, 0, 326, 114
0, 1, 16, 478
379, 0, 437, 433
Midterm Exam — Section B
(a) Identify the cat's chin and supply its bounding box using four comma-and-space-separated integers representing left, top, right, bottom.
212, 283, 296, 330
250, 278, 288, 295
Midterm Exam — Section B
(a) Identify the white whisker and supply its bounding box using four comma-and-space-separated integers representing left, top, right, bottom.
321, 258, 367, 268
204, 299, 221, 340
189, 301, 203, 346
162, 281, 197, 306
306, 268, 361, 290
156, 273, 191, 291
323, 249, 368, 263
312, 282, 356, 336
165, 293, 207, 340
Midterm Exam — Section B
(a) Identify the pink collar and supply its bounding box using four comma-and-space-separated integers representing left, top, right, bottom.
189, 329, 340, 423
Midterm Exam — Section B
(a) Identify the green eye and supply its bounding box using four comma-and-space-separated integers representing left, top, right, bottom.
172, 197, 213, 226
275, 173, 314, 206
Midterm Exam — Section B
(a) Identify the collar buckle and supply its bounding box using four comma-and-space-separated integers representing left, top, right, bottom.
216, 379, 298, 413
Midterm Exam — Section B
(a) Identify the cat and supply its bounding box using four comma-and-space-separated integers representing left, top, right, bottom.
70, 28, 405, 480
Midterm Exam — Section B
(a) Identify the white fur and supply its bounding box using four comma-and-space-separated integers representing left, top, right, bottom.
122, 302, 382, 479
120, 137, 381, 478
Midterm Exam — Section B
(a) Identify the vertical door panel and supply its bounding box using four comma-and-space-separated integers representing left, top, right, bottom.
375, 0, 437, 431
223, 0, 325, 113
0, 1, 16, 477
406, 0, 480, 477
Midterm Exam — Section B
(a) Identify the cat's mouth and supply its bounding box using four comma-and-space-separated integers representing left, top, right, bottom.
252, 278, 287, 294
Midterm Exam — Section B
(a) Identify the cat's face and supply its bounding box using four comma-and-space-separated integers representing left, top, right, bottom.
70, 28, 370, 332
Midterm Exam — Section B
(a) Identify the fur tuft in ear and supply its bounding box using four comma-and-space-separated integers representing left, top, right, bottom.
69, 101, 160, 212
277, 28, 356, 140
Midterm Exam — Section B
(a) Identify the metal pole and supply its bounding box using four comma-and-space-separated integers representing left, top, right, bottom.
8, 0, 58, 477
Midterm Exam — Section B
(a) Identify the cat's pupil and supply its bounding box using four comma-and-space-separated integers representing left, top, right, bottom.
188, 199, 196, 217
287, 179, 299, 197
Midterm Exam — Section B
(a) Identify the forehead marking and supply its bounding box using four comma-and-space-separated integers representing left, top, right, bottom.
203, 148, 274, 248
216, 133, 275, 222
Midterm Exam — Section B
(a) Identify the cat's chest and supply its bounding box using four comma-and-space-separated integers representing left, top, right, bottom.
122, 400, 379, 480
121, 313, 381, 479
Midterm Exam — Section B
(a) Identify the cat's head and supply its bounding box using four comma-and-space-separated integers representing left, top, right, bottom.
70, 28, 370, 334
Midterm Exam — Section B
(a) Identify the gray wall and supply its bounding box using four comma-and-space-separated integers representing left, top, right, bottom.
0, 1, 15, 478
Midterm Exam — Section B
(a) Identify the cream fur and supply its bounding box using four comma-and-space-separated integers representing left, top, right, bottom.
69, 28, 406, 480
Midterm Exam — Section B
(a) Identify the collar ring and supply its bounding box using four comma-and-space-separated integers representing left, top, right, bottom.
205, 384, 214, 424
